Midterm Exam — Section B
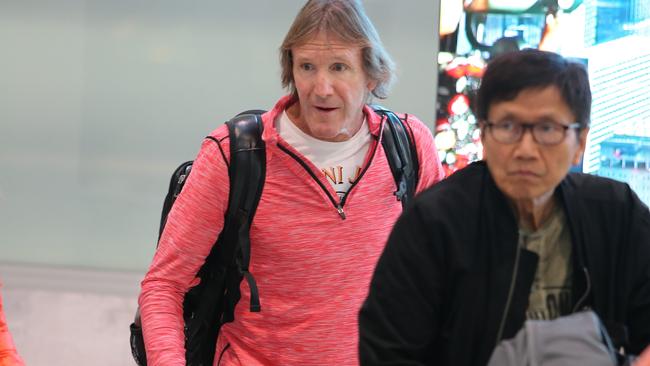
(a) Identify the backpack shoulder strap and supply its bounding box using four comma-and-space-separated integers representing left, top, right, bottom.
183, 111, 266, 365
371, 104, 420, 209
225, 110, 266, 222
208, 110, 266, 317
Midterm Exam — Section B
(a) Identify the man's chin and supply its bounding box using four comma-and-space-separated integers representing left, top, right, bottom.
303, 121, 332, 136
502, 186, 540, 202
311, 128, 349, 142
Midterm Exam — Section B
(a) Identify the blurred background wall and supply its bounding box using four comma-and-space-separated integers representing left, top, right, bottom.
0, 1, 440, 364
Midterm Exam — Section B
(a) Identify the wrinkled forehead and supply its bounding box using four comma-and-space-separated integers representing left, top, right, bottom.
293, 31, 364, 52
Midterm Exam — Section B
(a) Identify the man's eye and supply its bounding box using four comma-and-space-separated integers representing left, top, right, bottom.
496, 121, 516, 131
331, 63, 347, 72
300, 63, 314, 71
537, 122, 559, 133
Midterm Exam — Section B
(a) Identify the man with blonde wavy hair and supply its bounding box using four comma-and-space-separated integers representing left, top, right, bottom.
138, 1, 443, 364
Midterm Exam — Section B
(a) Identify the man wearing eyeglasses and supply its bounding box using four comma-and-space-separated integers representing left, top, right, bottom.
359, 49, 650, 366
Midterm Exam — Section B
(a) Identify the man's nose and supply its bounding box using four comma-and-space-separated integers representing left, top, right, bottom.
513, 127, 539, 157
314, 72, 334, 97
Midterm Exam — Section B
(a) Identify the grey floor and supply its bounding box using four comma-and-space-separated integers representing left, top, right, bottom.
1, 263, 143, 366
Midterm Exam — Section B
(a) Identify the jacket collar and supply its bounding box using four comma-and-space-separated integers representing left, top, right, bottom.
476, 160, 589, 275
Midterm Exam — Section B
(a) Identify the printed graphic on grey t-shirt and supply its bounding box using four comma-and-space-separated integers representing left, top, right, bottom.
526, 285, 572, 320
521, 205, 573, 321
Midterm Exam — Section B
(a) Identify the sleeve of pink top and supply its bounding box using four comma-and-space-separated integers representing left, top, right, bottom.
0, 289, 25, 366
637, 346, 650, 366
404, 114, 446, 193
138, 136, 230, 366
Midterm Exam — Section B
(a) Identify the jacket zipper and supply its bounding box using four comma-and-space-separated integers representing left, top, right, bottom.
495, 236, 523, 345
277, 143, 346, 219
339, 136, 381, 209
572, 267, 592, 313
276, 133, 382, 220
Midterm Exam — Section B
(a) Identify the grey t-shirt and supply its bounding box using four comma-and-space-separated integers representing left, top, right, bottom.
519, 205, 573, 320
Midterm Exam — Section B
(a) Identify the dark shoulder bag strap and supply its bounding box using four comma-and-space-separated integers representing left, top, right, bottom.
210, 111, 266, 321
184, 111, 266, 366
371, 104, 420, 209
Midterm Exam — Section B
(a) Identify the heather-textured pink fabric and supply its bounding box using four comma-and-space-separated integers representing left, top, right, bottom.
139, 95, 444, 365
0, 288, 24, 366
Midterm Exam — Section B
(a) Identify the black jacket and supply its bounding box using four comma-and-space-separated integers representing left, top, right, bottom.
359, 161, 650, 366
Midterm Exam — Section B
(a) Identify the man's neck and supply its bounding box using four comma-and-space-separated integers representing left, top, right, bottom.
512, 192, 556, 231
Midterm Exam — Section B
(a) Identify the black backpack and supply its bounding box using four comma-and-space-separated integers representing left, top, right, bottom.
129, 106, 419, 366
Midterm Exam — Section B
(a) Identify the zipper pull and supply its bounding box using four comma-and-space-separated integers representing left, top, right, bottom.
336, 205, 346, 220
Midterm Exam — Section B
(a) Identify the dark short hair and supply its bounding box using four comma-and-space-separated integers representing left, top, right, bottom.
280, 0, 395, 100
476, 49, 592, 128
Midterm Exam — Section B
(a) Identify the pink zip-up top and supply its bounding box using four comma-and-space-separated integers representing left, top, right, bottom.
0, 287, 25, 366
139, 95, 444, 365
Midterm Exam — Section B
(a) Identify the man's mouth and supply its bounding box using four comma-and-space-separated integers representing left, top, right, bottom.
510, 170, 539, 177
315, 106, 337, 112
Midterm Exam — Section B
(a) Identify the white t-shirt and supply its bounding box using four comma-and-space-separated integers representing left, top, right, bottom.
276, 110, 372, 199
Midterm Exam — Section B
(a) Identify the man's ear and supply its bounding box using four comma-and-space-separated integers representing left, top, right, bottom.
478, 121, 487, 143
367, 79, 378, 92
